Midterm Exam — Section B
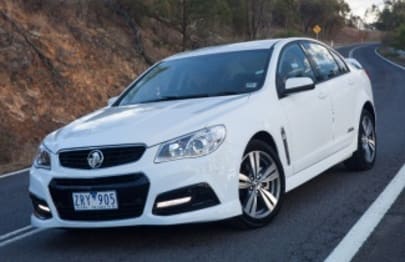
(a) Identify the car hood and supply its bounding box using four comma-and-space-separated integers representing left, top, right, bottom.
44, 95, 249, 152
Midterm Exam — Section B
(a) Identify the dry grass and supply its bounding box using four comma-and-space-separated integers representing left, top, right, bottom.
0, 1, 155, 173
0, 162, 30, 175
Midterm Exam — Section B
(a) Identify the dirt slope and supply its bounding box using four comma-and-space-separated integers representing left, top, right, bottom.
0, 1, 180, 171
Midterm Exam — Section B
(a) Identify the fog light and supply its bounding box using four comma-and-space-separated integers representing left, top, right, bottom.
153, 183, 220, 216
38, 204, 51, 213
30, 193, 52, 219
156, 196, 192, 208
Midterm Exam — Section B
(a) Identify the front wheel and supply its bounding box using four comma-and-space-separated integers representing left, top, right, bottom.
234, 140, 285, 228
345, 110, 376, 171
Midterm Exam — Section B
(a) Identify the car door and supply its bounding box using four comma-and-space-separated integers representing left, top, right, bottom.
328, 50, 358, 147
277, 43, 334, 174
301, 42, 357, 151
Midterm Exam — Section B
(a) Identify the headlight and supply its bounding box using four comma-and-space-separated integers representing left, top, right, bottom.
33, 144, 51, 170
155, 125, 226, 163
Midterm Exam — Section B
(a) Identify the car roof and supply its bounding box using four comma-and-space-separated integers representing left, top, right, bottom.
163, 37, 320, 62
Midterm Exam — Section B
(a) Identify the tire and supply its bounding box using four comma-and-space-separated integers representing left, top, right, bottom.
233, 139, 285, 228
345, 110, 376, 171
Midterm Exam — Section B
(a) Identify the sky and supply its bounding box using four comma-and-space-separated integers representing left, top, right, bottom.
347, 0, 384, 22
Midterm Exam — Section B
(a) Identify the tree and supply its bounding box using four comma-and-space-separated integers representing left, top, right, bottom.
299, 0, 350, 38
227, 0, 272, 40
374, 0, 405, 48
375, 0, 405, 31
149, 0, 231, 50
393, 24, 405, 48
272, 0, 299, 28
245, 0, 272, 39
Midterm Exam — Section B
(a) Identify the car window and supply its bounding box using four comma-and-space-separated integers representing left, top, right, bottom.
118, 49, 272, 105
331, 51, 349, 74
277, 43, 315, 89
302, 42, 340, 81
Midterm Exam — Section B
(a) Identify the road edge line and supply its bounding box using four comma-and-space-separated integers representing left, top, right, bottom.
349, 45, 363, 58
0, 168, 30, 179
324, 164, 405, 262
0, 225, 33, 242
0, 228, 44, 248
374, 47, 405, 70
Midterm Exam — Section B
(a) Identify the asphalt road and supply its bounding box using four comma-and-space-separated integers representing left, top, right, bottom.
0, 43, 404, 261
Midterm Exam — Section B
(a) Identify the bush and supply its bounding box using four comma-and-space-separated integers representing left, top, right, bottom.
273, 29, 305, 38
382, 31, 395, 46
393, 24, 405, 50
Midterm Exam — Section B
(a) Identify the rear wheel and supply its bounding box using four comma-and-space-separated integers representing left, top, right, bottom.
345, 110, 376, 171
234, 140, 284, 228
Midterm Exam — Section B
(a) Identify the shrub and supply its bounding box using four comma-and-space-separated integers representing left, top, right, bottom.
393, 24, 405, 50
273, 29, 305, 38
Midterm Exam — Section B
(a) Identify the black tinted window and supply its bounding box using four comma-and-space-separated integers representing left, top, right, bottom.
277, 44, 315, 88
302, 42, 340, 81
331, 51, 349, 73
118, 49, 271, 105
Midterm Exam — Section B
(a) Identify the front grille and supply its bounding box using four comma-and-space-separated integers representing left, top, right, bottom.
49, 174, 149, 221
59, 145, 146, 169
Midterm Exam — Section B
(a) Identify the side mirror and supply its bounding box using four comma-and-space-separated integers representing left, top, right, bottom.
345, 58, 363, 69
107, 96, 118, 106
284, 77, 315, 95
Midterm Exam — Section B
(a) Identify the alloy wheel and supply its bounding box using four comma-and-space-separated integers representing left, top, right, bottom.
361, 115, 376, 163
239, 151, 281, 219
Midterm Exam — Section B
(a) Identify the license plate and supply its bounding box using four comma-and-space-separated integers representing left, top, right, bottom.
72, 191, 118, 211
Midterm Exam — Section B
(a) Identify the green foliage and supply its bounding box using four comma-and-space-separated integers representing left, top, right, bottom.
393, 24, 405, 49
272, 0, 299, 28
299, 0, 349, 35
375, 0, 405, 49
375, 0, 405, 31
111, 0, 352, 47
273, 29, 304, 38
226, 0, 273, 40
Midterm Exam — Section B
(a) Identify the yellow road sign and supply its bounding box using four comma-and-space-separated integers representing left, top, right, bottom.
313, 25, 322, 34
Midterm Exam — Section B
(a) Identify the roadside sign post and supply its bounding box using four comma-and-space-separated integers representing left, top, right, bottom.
313, 25, 321, 40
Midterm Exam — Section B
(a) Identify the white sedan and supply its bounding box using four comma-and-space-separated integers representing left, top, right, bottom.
29, 37, 376, 229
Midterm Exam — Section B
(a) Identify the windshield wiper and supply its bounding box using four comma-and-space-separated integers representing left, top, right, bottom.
139, 94, 210, 104
138, 92, 244, 104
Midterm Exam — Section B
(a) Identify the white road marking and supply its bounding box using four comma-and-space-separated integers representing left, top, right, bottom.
0, 225, 45, 248
374, 47, 405, 70
348, 45, 363, 58
325, 164, 405, 262
348, 43, 380, 58
0, 225, 32, 242
0, 168, 30, 179
0, 228, 45, 248
334, 41, 378, 50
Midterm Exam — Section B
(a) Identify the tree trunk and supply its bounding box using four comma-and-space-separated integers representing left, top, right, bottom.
181, 0, 188, 51
104, 0, 154, 65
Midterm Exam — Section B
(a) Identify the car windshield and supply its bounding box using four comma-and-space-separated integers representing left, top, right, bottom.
118, 49, 272, 105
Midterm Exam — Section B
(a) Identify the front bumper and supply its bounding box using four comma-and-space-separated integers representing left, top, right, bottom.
29, 144, 242, 228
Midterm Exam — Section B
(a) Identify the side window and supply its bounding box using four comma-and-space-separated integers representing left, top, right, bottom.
277, 43, 315, 90
331, 51, 349, 74
302, 42, 340, 81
